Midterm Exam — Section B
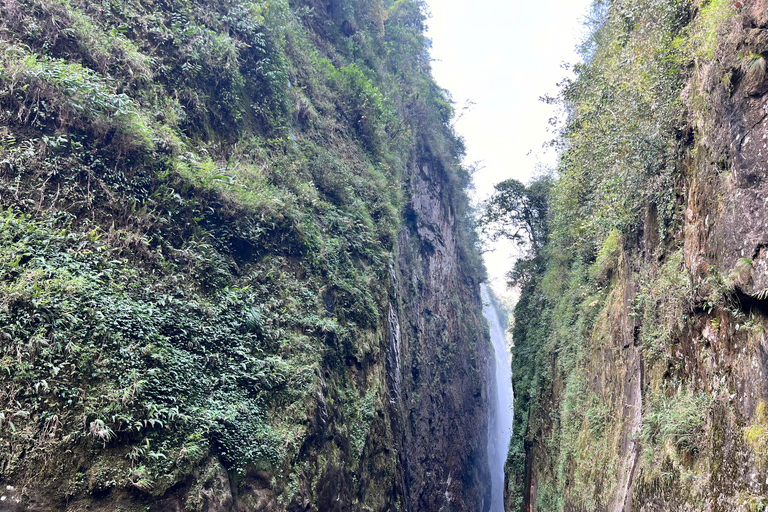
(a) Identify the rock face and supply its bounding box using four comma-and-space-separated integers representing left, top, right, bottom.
508, 1, 768, 511
392, 156, 492, 512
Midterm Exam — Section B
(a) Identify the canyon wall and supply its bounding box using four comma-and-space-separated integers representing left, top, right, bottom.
506, 1, 768, 510
0, 0, 492, 510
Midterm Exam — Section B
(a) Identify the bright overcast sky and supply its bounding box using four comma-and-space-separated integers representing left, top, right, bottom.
424, 0, 594, 297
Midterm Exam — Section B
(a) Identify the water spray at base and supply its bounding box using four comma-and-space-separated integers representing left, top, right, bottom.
482, 284, 514, 511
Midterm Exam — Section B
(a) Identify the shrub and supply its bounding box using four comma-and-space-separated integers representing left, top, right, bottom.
634, 250, 692, 361
324, 60, 392, 155
640, 387, 711, 456
0, 48, 152, 146
744, 401, 768, 468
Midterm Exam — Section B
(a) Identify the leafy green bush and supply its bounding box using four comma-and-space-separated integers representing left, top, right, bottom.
324, 60, 394, 155
0, 49, 152, 145
550, 0, 689, 254
640, 387, 711, 455
0, 209, 320, 485
633, 250, 692, 361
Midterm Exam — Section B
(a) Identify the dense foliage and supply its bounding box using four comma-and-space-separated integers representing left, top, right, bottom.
480, 176, 551, 253
0, 0, 483, 508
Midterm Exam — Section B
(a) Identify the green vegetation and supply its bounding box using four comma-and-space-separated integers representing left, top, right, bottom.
483, 0, 749, 510
745, 401, 768, 467
640, 387, 711, 457
633, 249, 692, 361
0, 0, 484, 508
480, 176, 552, 251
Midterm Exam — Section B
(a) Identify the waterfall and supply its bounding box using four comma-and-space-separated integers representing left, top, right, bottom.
482, 284, 514, 511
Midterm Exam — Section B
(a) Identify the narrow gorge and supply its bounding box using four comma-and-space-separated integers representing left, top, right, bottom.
6, 0, 768, 510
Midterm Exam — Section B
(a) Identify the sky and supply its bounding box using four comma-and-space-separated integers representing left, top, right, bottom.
423, 0, 594, 298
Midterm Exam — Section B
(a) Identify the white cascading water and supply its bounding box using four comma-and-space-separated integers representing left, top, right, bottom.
481, 284, 514, 512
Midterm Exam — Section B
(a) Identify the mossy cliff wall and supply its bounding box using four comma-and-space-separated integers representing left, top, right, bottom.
506, 0, 768, 511
0, 0, 492, 510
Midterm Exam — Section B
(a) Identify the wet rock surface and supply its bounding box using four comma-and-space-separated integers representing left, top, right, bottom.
392, 158, 492, 512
